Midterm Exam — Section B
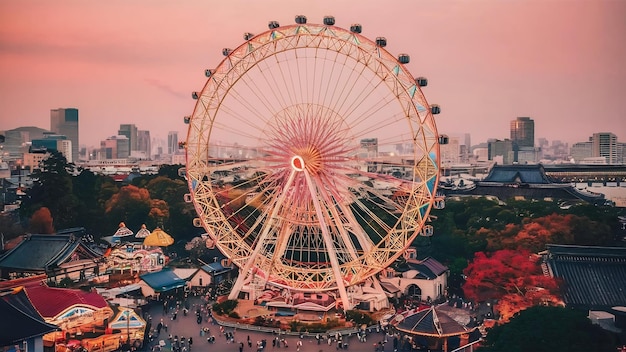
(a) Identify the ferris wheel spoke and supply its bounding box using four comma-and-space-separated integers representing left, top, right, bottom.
302, 169, 351, 306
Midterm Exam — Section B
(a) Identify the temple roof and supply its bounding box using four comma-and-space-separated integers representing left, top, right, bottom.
395, 305, 473, 338
482, 164, 551, 184
543, 244, 626, 309
0, 234, 101, 272
0, 288, 59, 345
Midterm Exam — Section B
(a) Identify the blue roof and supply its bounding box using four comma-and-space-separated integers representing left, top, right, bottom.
139, 268, 186, 292
202, 262, 226, 273
483, 164, 551, 184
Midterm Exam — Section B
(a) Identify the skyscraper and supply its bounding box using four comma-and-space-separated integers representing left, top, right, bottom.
118, 124, 138, 151
50, 108, 79, 162
510, 117, 534, 148
167, 131, 178, 155
137, 130, 151, 159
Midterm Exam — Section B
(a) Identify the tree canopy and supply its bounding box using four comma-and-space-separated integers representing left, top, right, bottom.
480, 306, 617, 352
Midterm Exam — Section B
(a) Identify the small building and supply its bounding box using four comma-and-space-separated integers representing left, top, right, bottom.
138, 268, 187, 299
380, 248, 448, 303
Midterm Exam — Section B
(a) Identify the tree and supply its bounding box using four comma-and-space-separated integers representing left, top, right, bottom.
462, 249, 561, 321
28, 207, 54, 234
104, 184, 153, 233
480, 306, 617, 352
21, 151, 79, 229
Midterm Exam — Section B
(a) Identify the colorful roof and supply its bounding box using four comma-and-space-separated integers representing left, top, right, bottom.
0, 234, 101, 272
139, 268, 186, 292
543, 244, 626, 309
0, 288, 58, 345
23, 285, 109, 319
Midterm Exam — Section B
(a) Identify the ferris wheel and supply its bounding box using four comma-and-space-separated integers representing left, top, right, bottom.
184, 15, 442, 308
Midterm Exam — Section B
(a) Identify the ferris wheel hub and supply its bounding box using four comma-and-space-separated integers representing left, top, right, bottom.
291, 155, 305, 171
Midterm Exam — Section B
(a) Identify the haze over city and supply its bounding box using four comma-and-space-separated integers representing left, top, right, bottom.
0, 0, 625, 148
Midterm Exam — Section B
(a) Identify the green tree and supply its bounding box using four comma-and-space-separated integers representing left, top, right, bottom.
21, 151, 78, 229
480, 306, 616, 352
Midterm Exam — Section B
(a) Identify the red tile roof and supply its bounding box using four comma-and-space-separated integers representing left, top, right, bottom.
23, 284, 108, 318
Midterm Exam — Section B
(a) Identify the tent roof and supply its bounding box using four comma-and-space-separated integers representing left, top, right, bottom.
395, 306, 473, 338
143, 228, 174, 247
0, 288, 59, 345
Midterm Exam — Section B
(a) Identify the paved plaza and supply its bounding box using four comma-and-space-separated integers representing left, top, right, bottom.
143, 296, 395, 352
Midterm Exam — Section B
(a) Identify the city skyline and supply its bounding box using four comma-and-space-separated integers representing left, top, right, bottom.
0, 1, 625, 148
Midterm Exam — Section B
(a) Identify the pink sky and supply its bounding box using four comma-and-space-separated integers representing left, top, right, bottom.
0, 0, 625, 148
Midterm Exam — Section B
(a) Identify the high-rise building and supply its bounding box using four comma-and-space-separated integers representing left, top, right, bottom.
137, 130, 151, 159
167, 131, 178, 155
510, 117, 534, 148
50, 108, 79, 162
118, 124, 138, 152
592, 132, 620, 164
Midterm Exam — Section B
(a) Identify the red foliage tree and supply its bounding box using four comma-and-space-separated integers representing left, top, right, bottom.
29, 207, 54, 234
463, 249, 562, 321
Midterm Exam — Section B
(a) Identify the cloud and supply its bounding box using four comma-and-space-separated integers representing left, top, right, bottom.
144, 78, 187, 99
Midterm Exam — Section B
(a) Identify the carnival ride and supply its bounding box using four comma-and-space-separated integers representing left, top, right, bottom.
183, 15, 443, 309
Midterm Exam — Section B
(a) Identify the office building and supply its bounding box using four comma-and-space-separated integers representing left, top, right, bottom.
50, 108, 79, 162
592, 132, 619, 164
167, 131, 178, 155
510, 117, 534, 148
118, 124, 138, 152
137, 130, 151, 159
488, 139, 514, 165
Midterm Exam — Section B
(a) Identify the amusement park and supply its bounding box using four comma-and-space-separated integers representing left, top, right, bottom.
6, 11, 624, 352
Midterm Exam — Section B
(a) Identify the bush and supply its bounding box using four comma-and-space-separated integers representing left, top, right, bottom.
213, 299, 239, 316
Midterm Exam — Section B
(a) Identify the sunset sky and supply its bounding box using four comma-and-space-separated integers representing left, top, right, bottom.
1, 0, 625, 149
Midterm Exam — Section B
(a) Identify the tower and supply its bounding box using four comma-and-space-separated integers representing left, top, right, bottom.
50, 108, 79, 162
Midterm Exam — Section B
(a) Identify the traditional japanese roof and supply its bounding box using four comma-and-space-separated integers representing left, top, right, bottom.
442, 164, 605, 203
0, 234, 102, 272
0, 287, 59, 345
395, 305, 473, 338
543, 244, 626, 309
21, 284, 109, 319
139, 268, 186, 292
482, 164, 551, 184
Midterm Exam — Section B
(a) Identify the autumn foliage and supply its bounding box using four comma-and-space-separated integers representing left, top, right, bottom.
28, 207, 55, 234
462, 249, 562, 321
